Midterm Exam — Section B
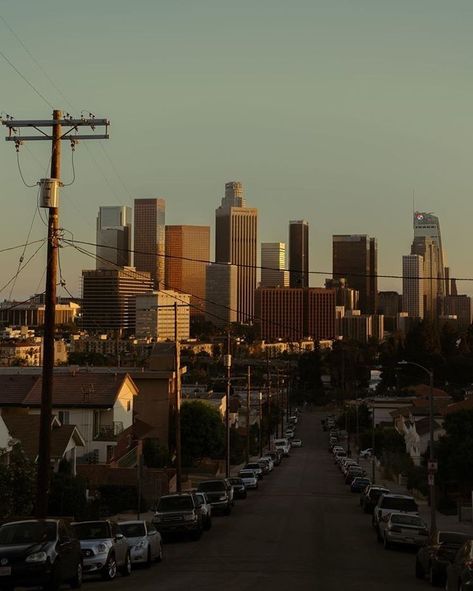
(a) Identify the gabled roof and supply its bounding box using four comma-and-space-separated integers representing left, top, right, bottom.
0, 375, 39, 405
442, 398, 473, 416
3, 414, 85, 460
414, 416, 442, 436
408, 384, 451, 399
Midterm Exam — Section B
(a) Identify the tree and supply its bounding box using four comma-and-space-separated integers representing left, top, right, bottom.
436, 410, 473, 494
180, 401, 225, 467
0, 445, 36, 518
48, 459, 87, 519
143, 439, 170, 468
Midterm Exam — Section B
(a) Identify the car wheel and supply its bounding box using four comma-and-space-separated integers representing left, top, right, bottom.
101, 554, 117, 581
224, 505, 231, 516
70, 561, 83, 589
46, 562, 61, 591
120, 552, 132, 577
415, 558, 425, 579
429, 564, 442, 587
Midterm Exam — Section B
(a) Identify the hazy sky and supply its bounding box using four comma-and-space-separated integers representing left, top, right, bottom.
1, 0, 473, 299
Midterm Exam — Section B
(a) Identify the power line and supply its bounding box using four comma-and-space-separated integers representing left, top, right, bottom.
0, 239, 46, 255
0, 47, 53, 109
65, 237, 469, 283
0, 239, 46, 297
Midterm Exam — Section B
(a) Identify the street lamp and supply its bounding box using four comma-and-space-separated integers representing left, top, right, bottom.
398, 360, 437, 539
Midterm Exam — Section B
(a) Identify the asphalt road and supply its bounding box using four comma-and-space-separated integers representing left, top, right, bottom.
85, 411, 431, 591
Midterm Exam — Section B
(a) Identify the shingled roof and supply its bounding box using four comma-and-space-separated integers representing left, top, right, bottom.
0, 373, 137, 408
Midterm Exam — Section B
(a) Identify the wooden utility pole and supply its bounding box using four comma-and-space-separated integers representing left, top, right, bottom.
174, 302, 182, 493
2, 112, 109, 517
246, 366, 251, 464
224, 333, 232, 478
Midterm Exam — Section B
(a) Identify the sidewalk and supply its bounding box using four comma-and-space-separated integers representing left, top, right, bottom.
358, 456, 473, 535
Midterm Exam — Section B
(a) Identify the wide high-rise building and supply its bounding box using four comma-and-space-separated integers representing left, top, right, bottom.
96, 206, 132, 269
261, 243, 289, 288
215, 182, 257, 323
411, 212, 446, 318
205, 263, 237, 327
332, 235, 377, 314
402, 254, 424, 319
135, 290, 191, 340
134, 198, 166, 289
289, 220, 309, 288
254, 287, 336, 342
165, 225, 210, 317
82, 268, 153, 334
444, 295, 472, 328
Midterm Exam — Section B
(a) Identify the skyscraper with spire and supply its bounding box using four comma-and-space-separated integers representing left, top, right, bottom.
215, 181, 257, 324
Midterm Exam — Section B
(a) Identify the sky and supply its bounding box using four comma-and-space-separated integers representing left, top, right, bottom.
1, 0, 473, 299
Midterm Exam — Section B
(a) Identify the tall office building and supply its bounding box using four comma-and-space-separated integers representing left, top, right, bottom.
254, 287, 336, 342
165, 225, 210, 317
135, 290, 191, 340
82, 268, 153, 334
215, 182, 257, 323
402, 255, 424, 319
332, 235, 378, 313
205, 263, 237, 327
289, 220, 309, 288
96, 206, 132, 270
134, 198, 166, 288
261, 242, 289, 288
444, 295, 472, 328
411, 212, 446, 318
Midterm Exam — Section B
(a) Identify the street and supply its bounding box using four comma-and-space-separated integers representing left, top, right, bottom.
86, 411, 430, 591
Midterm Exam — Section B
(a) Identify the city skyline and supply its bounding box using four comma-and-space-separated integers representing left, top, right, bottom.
2, 2, 473, 300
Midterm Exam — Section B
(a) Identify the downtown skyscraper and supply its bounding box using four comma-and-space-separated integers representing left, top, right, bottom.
96, 206, 132, 270
261, 242, 289, 288
134, 198, 166, 288
289, 220, 309, 288
215, 181, 257, 324
332, 235, 378, 314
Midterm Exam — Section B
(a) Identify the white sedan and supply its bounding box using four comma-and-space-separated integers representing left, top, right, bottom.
239, 469, 259, 489
292, 438, 303, 447
119, 520, 163, 566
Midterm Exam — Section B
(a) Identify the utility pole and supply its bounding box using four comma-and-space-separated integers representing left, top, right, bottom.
224, 333, 232, 478
246, 365, 251, 464
258, 392, 263, 456
266, 351, 271, 449
2, 111, 109, 517
174, 302, 182, 493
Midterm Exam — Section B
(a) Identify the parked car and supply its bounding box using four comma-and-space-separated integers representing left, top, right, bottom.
274, 438, 290, 456
192, 492, 212, 530
197, 480, 233, 515
288, 415, 298, 425
359, 448, 374, 458
245, 462, 264, 479
228, 477, 247, 500
285, 431, 295, 440
72, 520, 131, 580
259, 456, 274, 471
118, 521, 163, 566
239, 470, 258, 489
416, 530, 471, 586
381, 512, 428, 550
445, 539, 473, 590
345, 468, 365, 485
291, 439, 303, 448
267, 450, 282, 466
372, 494, 419, 539
360, 485, 390, 513
153, 493, 203, 539
350, 477, 371, 493
0, 518, 82, 590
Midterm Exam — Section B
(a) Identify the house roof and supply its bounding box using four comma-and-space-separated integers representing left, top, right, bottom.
441, 398, 473, 416
414, 416, 442, 436
407, 384, 450, 399
0, 373, 138, 409
3, 414, 85, 460
0, 375, 39, 405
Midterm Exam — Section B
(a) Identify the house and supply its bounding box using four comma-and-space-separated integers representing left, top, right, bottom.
0, 372, 138, 464
2, 414, 85, 474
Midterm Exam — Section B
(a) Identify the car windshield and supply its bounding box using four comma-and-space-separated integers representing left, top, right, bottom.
0, 521, 56, 545
246, 464, 260, 470
370, 489, 389, 500
198, 481, 226, 492
390, 514, 424, 526
354, 479, 370, 485
119, 523, 146, 538
239, 471, 254, 477
381, 497, 418, 512
72, 522, 110, 540
158, 496, 194, 511
439, 532, 470, 545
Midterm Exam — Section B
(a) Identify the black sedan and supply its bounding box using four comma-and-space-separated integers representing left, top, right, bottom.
416, 530, 471, 586
0, 518, 82, 590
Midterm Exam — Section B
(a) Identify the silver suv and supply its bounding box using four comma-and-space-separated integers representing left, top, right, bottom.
72, 520, 131, 580
372, 494, 419, 540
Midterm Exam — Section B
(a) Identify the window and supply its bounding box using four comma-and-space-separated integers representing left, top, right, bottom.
58, 411, 70, 425
127, 400, 131, 412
